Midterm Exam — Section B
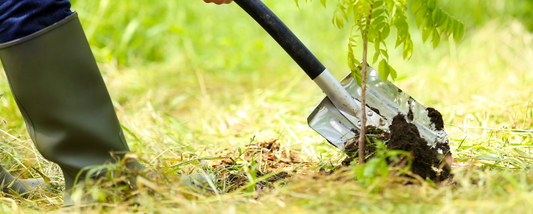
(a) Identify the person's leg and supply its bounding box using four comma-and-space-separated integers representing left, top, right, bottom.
0, 0, 72, 43
0, 0, 143, 202
0, 0, 69, 196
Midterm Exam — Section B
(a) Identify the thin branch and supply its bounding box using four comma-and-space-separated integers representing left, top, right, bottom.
358, 0, 374, 165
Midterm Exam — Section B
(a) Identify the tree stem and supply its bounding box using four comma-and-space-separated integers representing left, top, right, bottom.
358, 1, 374, 165
358, 31, 368, 165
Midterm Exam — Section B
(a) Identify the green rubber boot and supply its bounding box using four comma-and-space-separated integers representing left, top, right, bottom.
0, 13, 143, 204
0, 165, 49, 196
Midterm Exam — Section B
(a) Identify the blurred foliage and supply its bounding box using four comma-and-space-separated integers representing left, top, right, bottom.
69, 0, 351, 77
71, 0, 532, 67
436, 0, 533, 30
322, 0, 465, 82
71, 0, 204, 64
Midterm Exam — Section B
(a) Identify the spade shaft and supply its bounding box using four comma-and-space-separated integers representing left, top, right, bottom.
234, 0, 387, 130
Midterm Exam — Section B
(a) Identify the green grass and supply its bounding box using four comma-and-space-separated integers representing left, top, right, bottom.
1, 0, 533, 213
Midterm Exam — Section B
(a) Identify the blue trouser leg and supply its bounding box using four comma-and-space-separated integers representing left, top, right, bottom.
0, 0, 73, 43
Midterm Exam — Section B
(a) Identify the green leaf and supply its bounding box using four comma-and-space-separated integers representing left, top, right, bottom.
333, 8, 345, 29
294, 0, 300, 9
376, 22, 387, 31
348, 60, 357, 73
378, 59, 390, 81
445, 15, 453, 33
363, 158, 380, 177
424, 13, 434, 29
389, 63, 397, 80
373, 8, 385, 17
352, 69, 363, 86
381, 24, 390, 39
393, 17, 405, 32
367, 28, 378, 42
403, 39, 413, 60
320, 0, 327, 8
395, 35, 404, 48
373, 0, 384, 9
437, 11, 447, 28
432, 8, 442, 26
379, 160, 389, 179
348, 45, 360, 76
380, 49, 389, 60
385, 0, 394, 10
394, 20, 407, 48
451, 18, 459, 33
411, 0, 423, 14
381, 39, 388, 47
453, 21, 465, 42
432, 29, 440, 48
372, 16, 386, 27
373, 51, 380, 64
452, 19, 461, 41
341, 4, 349, 20
422, 26, 431, 43
427, 0, 436, 9
360, 4, 372, 17
349, 36, 358, 46
348, 55, 357, 71
415, 8, 426, 29
347, 3, 354, 17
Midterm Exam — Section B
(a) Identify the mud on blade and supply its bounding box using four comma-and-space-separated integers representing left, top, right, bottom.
307, 66, 449, 152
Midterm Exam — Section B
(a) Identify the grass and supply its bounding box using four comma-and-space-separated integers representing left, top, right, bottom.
1, 0, 533, 213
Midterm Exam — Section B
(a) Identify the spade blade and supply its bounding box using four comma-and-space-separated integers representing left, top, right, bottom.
307, 66, 449, 151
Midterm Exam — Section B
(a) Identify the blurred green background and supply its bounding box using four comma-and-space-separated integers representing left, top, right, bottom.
73, 0, 533, 66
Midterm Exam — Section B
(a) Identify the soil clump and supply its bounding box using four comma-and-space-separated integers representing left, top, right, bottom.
387, 114, 450, 181
427, 107, 444, 130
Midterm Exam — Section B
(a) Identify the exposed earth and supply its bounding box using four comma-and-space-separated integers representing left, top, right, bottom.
343, 108, 452, 182
207, 108, 451, 195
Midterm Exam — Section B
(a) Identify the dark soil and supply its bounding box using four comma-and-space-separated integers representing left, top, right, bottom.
342, 126, 390, 165
225, 170, 290, 193
387, 114, 450, 181
427, 107, 444, 130
407, 100, 414, 121
343, 108, 451, 183
407, 108, 414, 121
368, 106, 381, 115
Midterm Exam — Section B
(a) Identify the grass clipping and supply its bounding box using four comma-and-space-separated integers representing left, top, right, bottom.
344, 108, 452, 183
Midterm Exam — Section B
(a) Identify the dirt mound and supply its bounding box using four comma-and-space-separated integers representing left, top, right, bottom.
387, 114, 450, 181
343, 108, 451, 182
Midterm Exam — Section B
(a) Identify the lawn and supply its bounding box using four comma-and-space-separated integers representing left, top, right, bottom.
0, 0, 532, 213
